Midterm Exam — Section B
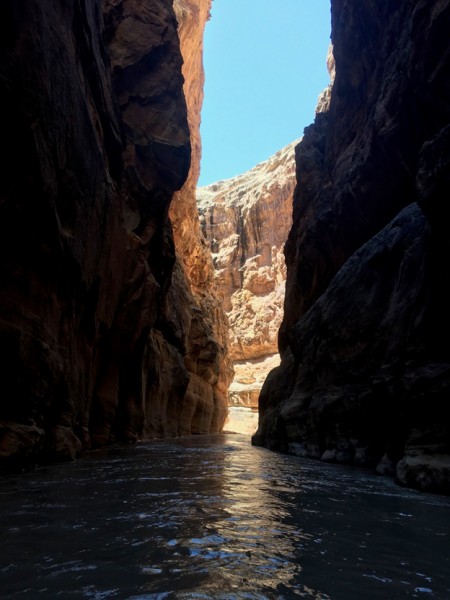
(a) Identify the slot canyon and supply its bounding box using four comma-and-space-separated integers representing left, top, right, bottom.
2, 0, 449, 493
1, 0, 450, 597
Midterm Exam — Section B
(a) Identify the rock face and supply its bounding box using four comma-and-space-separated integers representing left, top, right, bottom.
170, 0, 233, 435
197, 142, 296, 408
0, 0, 228, 471
254, 0, 450, 495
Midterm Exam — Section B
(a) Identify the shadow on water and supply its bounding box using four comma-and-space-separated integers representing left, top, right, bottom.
1, 433, 450, 599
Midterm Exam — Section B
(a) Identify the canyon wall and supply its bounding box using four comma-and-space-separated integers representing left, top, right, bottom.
254, 0, 450, 494
169, 0, 233, 436
197, 142, 296, 409
0, 0, 228, 472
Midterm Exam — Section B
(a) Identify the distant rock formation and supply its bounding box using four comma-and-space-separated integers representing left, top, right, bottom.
0, 0, 230, 471
197, 141, 296, 408
254, 0, 450, 495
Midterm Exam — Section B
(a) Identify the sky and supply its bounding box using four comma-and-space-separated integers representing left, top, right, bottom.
198, 0, 332, 187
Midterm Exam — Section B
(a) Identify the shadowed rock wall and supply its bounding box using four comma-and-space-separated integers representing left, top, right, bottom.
254, 0, 450, 494
0, 0, 228, 471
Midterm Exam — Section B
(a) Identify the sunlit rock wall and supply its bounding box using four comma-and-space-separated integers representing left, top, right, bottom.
197, 142, 296, 408
0, 0, 226, 472
169, 0, 232, 435
254, 0, 450, 495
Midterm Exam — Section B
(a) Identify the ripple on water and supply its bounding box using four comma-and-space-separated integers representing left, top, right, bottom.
0, 435, 449, 599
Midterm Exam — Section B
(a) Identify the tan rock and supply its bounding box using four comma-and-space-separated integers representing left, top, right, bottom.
197, 141, 296, 407
224, 407, 259, 436
229, 354, 282, 408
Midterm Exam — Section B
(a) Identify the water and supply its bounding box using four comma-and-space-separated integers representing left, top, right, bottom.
1, 434, 449, 600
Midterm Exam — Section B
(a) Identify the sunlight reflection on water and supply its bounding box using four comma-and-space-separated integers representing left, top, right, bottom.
0, 434, 449, 599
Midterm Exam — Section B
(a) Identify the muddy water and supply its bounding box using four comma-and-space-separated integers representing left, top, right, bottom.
1, 434, 449, 599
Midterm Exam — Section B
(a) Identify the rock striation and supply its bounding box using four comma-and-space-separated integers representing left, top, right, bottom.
197, 142, 296, 408
0, 0, 229, 471
254, 0, 450, 494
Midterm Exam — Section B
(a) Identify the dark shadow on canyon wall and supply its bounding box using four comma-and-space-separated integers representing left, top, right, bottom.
0, 0, 231, 472
253, 0, 450, 495
1, 0, 449, 498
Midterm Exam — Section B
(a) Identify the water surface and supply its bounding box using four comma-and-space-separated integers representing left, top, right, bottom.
1, 434, 449, 599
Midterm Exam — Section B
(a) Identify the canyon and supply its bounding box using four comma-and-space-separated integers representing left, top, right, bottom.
197, 140, 296, 412
196, 50, 334, 431
0, 0, 449, 496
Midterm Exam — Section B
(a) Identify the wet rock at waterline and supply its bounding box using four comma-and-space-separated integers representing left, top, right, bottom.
254, 1, 450, 495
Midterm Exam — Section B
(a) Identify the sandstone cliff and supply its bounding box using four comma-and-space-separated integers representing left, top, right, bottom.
0, 0, 228, 471
197, 142, 297, 408
170, 0, 233, 434
254, 0, 450, 494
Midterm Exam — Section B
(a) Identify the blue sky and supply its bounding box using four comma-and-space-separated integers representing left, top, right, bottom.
198, 0, 332, 187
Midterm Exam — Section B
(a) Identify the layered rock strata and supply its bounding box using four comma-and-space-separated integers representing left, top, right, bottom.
197, 141, 297, 409
0, 0, 228, 471
254, 0, 450, 495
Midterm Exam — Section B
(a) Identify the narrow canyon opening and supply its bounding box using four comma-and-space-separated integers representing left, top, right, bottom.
1, 0, 450, 596
195, 1, 332, 435
1, 0, 449, 499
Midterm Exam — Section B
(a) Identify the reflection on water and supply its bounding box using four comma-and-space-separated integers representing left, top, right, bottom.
0, 434, 449, 599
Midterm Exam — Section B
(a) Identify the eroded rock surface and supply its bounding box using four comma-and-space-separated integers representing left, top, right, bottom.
170, 0, 233, 433
197, 142, 297, 407
0, 0, 228, 471
254, 0, 450, 495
